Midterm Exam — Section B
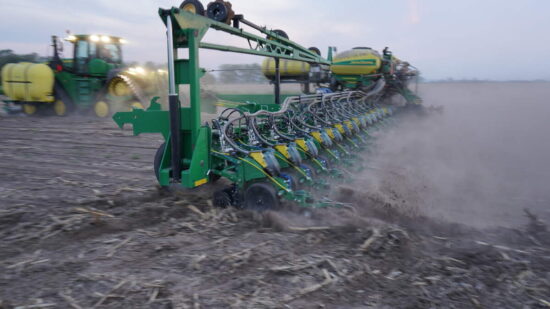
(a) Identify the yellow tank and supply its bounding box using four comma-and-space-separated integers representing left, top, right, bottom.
1, 62, 55, 103
331, 47, 382, 75
262, 58, 310, 79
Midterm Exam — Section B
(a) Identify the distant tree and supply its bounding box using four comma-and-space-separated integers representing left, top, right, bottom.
0, 50, 42, 83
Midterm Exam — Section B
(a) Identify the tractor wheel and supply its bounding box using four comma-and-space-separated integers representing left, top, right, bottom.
53, 99, 68, 116
94, 101, 110, 118
244, 182, 280, 211
22, 104, 37, 116
154, 142, 166, 182
53, 84, 75, 116
308, 47, 321, 56
180, 0, 205, 15
268, 29, 289, 40
206, 0, 234, 24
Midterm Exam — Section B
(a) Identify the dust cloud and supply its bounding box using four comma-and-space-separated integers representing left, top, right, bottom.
348, 82, 550, 228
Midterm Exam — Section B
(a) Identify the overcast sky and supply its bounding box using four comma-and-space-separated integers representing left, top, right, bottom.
1, 0, 549, 80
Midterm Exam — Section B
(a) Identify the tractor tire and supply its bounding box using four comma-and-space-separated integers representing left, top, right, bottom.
308, 47, 321, 56
244, 182, 280, 211
154, 142, 166, 182
207, 0, 234, 24
180, 0, 205, 15
268, 29, 289, 40
53, 83, 75, 116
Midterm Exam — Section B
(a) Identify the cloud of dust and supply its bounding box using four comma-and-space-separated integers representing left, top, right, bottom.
346, 82, 550, 228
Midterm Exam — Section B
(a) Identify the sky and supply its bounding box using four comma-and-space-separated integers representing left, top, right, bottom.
1, 0, 549, 80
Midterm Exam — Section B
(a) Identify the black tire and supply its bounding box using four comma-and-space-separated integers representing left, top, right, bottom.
244, 182, 280, 211
180, 0, 205, 15
308, 47, 321, 56
154, 142, 166, 182
53, 83, 75, 116
207, 0, 229, 22
268, 29, 289, 40
213, 189, 232, 208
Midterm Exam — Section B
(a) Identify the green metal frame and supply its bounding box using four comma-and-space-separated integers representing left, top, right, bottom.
114, 7, 330, 190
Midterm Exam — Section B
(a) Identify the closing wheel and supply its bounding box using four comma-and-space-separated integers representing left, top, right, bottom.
180, 0, 205, 15
213, 190, 232, 208
94, 101, 110, 118
53, 99, 67, 116
22, 104, 37, 115
154, 142, 166, 182
244, 182, 280, 211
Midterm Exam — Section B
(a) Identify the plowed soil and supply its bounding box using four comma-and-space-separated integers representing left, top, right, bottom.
1, 83, 549, 309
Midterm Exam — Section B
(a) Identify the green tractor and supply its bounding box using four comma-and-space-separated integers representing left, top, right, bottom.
1, 34, 165, 117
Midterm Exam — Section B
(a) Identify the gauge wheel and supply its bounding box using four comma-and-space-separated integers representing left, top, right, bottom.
180, 0, 205, 15
244, 182, 280, 211
213, 189, 232, 208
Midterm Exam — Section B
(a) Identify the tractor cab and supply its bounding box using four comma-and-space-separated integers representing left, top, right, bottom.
63, 34, 125, 76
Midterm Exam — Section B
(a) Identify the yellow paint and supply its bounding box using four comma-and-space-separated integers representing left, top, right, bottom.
108, 77, 131, 96
130, 102, 144, 110
274, 144, 290, 159
250, 151, 267, 168
331, 48, 382, 75
22, 104, 37, 115
310, 131, 323, 143
262, 58, 310, 78
194, 178, 208, 187
238, 157, 289, 192
344, 120, 353, 131
182, 3, 197, 13
2, 62, 54, 103
325, 128, 335, 139
295, 138, 308, 151
53, 99, 66, 116
94, 101, 110, 118
334, 124, 345, 134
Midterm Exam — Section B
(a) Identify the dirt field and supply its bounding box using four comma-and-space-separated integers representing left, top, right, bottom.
1, 83, 549, 308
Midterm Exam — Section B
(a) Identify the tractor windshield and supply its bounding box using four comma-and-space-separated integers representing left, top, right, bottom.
97, 43, 121, 64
